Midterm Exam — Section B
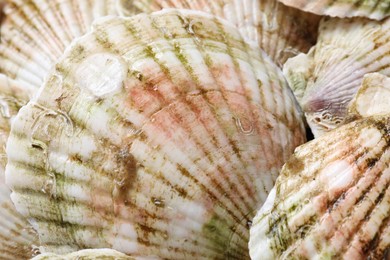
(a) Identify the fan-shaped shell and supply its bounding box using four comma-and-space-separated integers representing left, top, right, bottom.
0, 74, 39, 260
32, 249, 134, 260
284, 16, 390, 137
118, 0, 320, 66
249, 115, 390, 259
5, 9, 305, 258
0, 0, 118, 90
278, 0, 390, 20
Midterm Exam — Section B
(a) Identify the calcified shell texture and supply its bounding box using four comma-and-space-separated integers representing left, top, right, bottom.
249, 115, 390, 259
0, 0, 118, 90
284, 16, 390, 137
279, 0, 390, 20
31, 249, 134, 260
118, 0, 320, 65
5, 9, 305, 259
348, 73, 390, 120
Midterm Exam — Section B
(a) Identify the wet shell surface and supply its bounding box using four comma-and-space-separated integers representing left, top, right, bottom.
118, 0, 320, 66
249, 114, 390, 259
0, 74, 39, 259
32, 249, 134, 260
283, 16, 390, 137
278, 0, 390, 20
5, 9, 305, 259
0, 0, 118, 90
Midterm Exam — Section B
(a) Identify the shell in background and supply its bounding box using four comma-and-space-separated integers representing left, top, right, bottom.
0, 74, 39, 260
347, 73, 390, 120
117, 0, 320, 66
32, 249, 134, 260
5, 9, 305, 258
0, 0, 118, 90
284, 16, 390, 137
278, 0, 390, 20
249, 115, 390, 259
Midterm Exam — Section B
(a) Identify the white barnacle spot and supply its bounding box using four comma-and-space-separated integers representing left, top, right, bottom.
358, 127, 382, 149
319, 160, 354, 198
75, 53, 126, 97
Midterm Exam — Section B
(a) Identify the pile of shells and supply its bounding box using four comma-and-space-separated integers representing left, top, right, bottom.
0, 0, 388, 259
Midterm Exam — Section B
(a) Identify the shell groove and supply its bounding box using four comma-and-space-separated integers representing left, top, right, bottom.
5, 9, 305, 259
0, 0, 118, 90
32, 249, 134, 260
249, 115, 390, 259
278, 0, 390, 20
284, 16, 390, 137
0, 75, 39, 260
118, 0, 320, 66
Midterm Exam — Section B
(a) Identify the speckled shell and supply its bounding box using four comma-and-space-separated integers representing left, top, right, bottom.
249, 115, 390, 259
0, 75, 39, 260
5, 10, 305, 259
117, 0, 320, 66
278, 0, 390, 20
284, 16, 390, 137
32, 249, 134, 260
0, 0, 118, 90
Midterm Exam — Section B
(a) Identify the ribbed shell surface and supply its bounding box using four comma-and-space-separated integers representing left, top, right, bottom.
0, 0, 117, 90
0, 75, 38, 260
32, 249, 134, 260
283, 16, 390, 137
118, 0, 320, 66
278, 0, 390, 20
5, 10, 305, 259
249, 115, 390, 259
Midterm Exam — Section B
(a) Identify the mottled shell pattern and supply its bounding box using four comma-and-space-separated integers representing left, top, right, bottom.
347, 73, 390, 120
284, 16, 390, 137
31, 249, 134, 260
0, 74, 39, 260
5, 9, 305, 259
278, 0, 390, 20
117, 0, 320, 65
249, 114, 390, 259
0, 0, 118, 90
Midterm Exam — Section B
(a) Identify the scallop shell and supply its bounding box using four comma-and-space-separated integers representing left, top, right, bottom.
5, 9, 305, 258
284, 16, 390, 137
278, 0, 390, 20
0, 0, 118, 90
32, 249, 134, 260
347, 73, 390, 120
117, 0, 320, 66
249, 115, 390, 259
0, 75, 39, 259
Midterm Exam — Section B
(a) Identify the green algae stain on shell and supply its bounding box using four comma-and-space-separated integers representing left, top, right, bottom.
5, 9, 305, 259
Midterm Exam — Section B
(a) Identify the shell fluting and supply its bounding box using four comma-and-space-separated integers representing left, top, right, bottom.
5, 10, 305, 259
278, 0, 390, 20
0, 74, 39, 260
249, 115, 390, 259
284, 16, 390, 137
118, 0, 320, 66
0, 0, 118, 90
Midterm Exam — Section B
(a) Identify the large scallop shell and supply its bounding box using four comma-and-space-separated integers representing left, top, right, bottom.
249, 115, 390, 259
117, 0, 320, 66
5, 9, 305, 258
279, 0, 390, 20
0, 75, 39, 259
0, 0, 118, 90
284, 16, 390, 137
